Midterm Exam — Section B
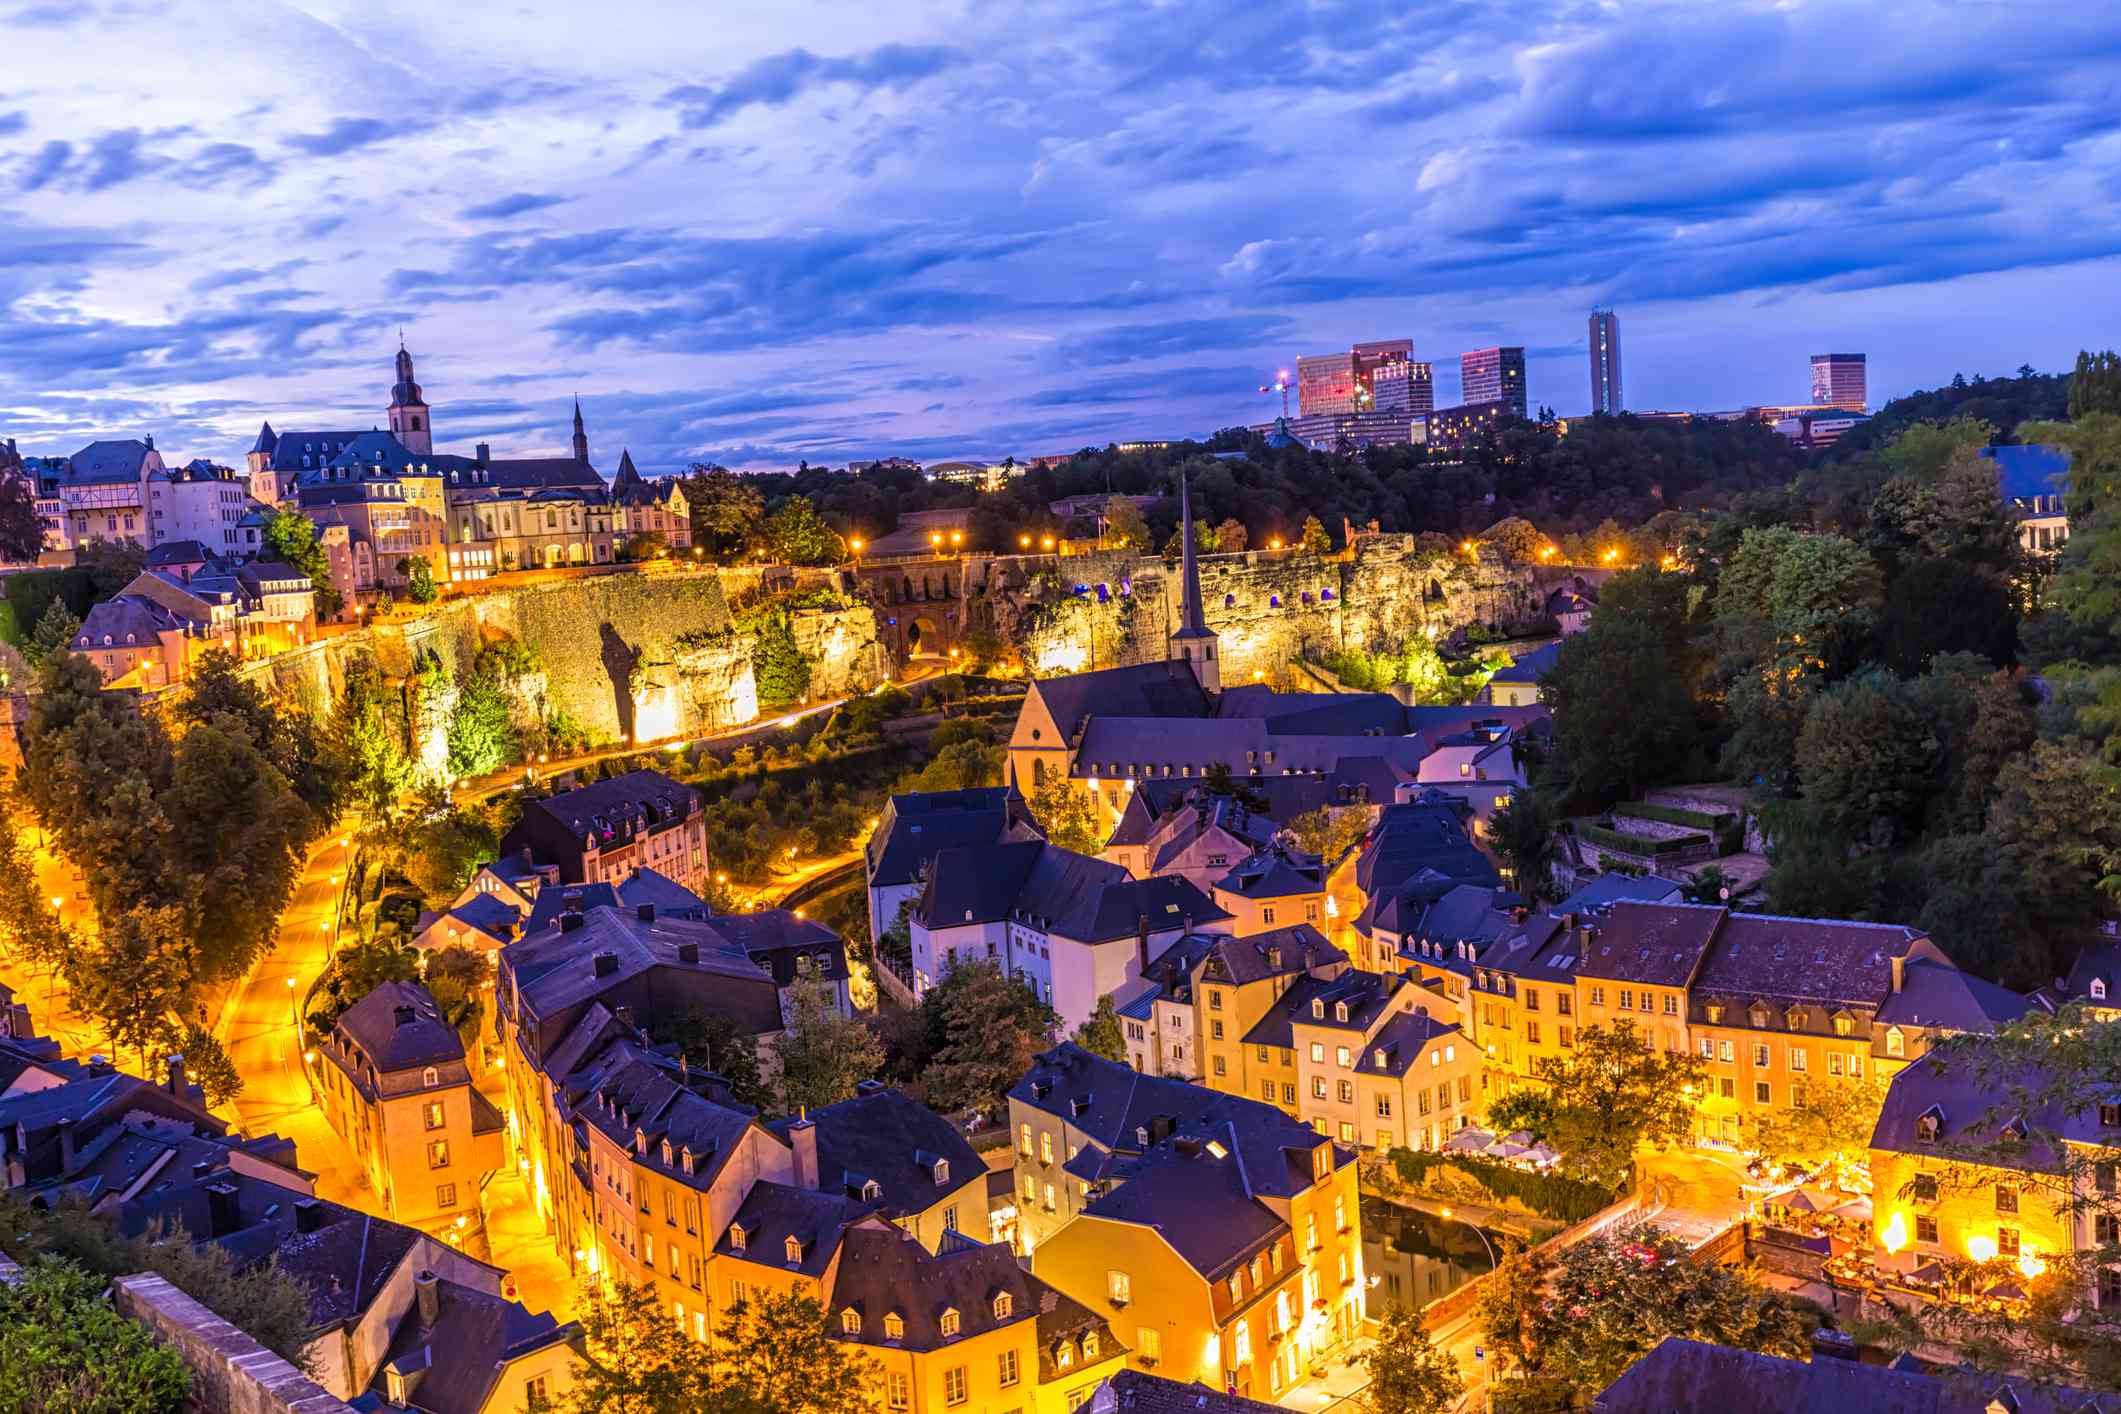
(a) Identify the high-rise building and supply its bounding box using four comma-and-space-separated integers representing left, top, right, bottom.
1810, 353, 1867, 412
1297, 340, 1433, 419
1460, 347, 1527, 419
1589, 311, 1621, 415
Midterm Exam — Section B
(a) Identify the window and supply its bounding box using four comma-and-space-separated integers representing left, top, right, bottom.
1213, 1056, 1227, 1076
1589, 986, 1604, 1006
840, 1309, 861, 1335
1525, 1021, 1541, 1045
1281, 1083, 1295, 1104
421, 1066, 439, 1088
435, 1183, 456, 1208
1719, 1077, 1735, 1099
1913, 1174, 1938, 1202
1338, 1121, 1355, 1141
1523, 989, 1540, 1013
526, 1375, 548, 1404
886, 1372, 910, 1410
1040, 1132, 1054, 1165
1108, 1270, 1130, 1305
1312, 1077, 1327, 1099
1718, 1040, 1734, 1062
1753, 1043, 1770, 1067
998, 1348, 1020, 1386
1916, 1215, 1939, 1244
427, 1139, 450, 1169
1043, 1182, 1056, 1210
1310, 1042, 1325, 1063
1336, 1046, 1351, 1067
1375, 1094, 1392, 1118
1137, 1327, 1161, 1365
423, 1100, 445, 1130
1996, 1185, 2019, 1214
1828, 1053, 1844, 1076
885, 1312, 905, 1341
1887, 1027, 1906, 1057
994, 1291, 1014, 1319
1557, 993, 1572, 1016
940, 1308, 961, 1339
1698, 1037, 1713, 1058
1755, 1081, 1771, 1105
2098, 1215, 2120, 1245
2098, 1163, 2117, 1196
1262, 1081, 1276, 1101
1663, 994, 1677, 1015
1018, 1124, 1032, 1155
1619, 989, 1633, 1011
1999, 1227, 2021, 1258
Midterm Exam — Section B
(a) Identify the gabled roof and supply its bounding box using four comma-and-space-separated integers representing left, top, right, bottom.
1244, 970, 1407, 1049
1031, 661, 1213, 741
1575, 900, 1721, 988
718, 1180, 881, 1275
1868, 1043, 2120, 1172
769, 1084, 980, 1220
830, 1227, 1114, 1367
1981, 444, 2073, 505
1093, 1370, 1285, 1414
1078, 1125, 1287, 1280
919, 841, 1226, 942
265, 430, 367, 473
515, 768, 699, 846
1195, 924, 1343, 987
866, 787, 1036, 888
370, 1278, 577, 1414
1352, 1010, 1461, 1077
65, 439, 157, 484
1875, 959, 2035, 1033
1354, 798, 1495, 901
503, 905, 773, 1038
2062, 938, 2121, 1007
1687, 907, 1930, 1008
1488, 640, 1561, 685
561, 1037, 761, 1193
146, 539, 214, 566
522, 870, 709, 933
1215, 846, 1324, 900
1553, 873, 1683, 916
1594, 1336, 2121, 1414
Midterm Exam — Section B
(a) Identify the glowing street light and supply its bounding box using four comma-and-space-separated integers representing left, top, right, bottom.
1019, 534, 1032, 549
49, 896, 62, 910
929, 532, 943, 548
949, 530, 963, 546
1268, 536, 1283, 551
848, 537, 864, 557
1040, 535, 1055, 550
1602, 547, 1620, 563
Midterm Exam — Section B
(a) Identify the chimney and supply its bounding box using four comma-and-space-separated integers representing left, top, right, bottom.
636, 903, 656, 924
294, 1198, 326, 1234
144, 434, 155, 450
476, 443, 490, 466
191, 1160, 214, 1181
561, 913, 587, 934
789, 1117, 820, 1190
205, 1181, 241, 1238
414, 1269, 440, 1327
1890, 954, 1905, 993
1136, 914, 1150, 979
565, 890, 585, 914
166, 1054, 187, 1096
56, 1119, 76, 1173
676, 941, 698, 964
593, 951, 619, 976
856, 1078, 885, 1095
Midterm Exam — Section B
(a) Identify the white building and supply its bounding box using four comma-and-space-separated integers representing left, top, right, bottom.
148, 460, 253, 551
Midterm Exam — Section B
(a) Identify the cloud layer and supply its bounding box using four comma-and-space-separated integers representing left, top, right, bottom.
2, 0, 2118, 469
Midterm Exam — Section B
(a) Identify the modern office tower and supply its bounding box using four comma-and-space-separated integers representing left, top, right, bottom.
1810, 353, 1867, 412
1589, 310, 1622, 415
1461, 347, 1527, 419
1297, 340, 1430, 417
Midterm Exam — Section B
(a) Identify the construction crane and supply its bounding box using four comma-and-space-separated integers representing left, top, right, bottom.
1258, 369, 1292, 419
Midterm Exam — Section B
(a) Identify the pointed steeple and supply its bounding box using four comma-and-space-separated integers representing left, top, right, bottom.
250, 421, 277, 456
1169, 469, 1219, 694
387, 340, 432, 454
571, 396, 589, 463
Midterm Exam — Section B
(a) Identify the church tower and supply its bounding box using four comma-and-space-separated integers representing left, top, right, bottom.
387, 341, 432, 455
1168, 470, 1221, 694
571, 397, 589, 464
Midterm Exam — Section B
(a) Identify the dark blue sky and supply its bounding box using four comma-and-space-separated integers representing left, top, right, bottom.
4, 0, 2119, 471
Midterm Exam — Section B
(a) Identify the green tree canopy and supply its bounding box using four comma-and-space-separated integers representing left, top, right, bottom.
261, 506, 341, 617
758, 495, 844, 566
0, 1258, 191, 1414
1360, 1305, 1464, 1414
908, 960, 1057, 1117
774, 981, 883, 1115
22, 598, 78, 668
1027, 775, 1103, 855
1485, 1021, 1703, 1189
1071, 994, 1125, 1063
1103, 495, 1152, 552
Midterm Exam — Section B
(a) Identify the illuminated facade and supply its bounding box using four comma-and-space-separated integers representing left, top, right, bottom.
1809, 352, 1868, 412
1297, 340, 1432, 418
1589, 310, 1621, 415
1426, 399, 1514, 450
1459, 347, 1527, 419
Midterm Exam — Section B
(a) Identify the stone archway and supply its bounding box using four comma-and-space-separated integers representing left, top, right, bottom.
907, 615, 942, 654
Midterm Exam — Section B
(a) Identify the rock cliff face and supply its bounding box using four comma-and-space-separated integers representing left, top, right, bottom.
241, 569, 886, 756
978, 535, 1559, 684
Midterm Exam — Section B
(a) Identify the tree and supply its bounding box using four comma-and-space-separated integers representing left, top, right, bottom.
1072, 994, 1125, 1063
446, 666, 517, 779
160, 716, 310, 983
758, 496, 844, 566
900, 739, 1002, 792
329, 652, 416, 822
1543, 574, 1707, 802
620, 530, 668, 561
0, 468, 44, 565
665, 1008, 772, 1112
1793, 670, 1940, 851
1679, 863, 1737, 906
1486, 1022, 1703, 1189
66, 903, 194, 1074
22, 598, 78, 668
175, 1022, 243, 1107
1213, 517, 1248, 554
751, 612, 815, 707
556, 1278, 875, 1414
774, 981, 882, 1115
399, 555, 437, 603
915, 961, 1057, 1117
1300, 514, 1332, 554
1488, 791, 1557, 898
1360, 1304, 1463, 1414
399, 804, 501, 907
683, 466, 766, 557
1284, 805, 1371, 864
1103, 495, 1152, 552
1484, 1223, 1810, 1400
421, 946, 491, 1053
0, 1258, 191, 1414
1743, 1070, 1889, 1171
2071, 349, 2121, 419
261, 506, 341, 617
1027, 775, 1104, 855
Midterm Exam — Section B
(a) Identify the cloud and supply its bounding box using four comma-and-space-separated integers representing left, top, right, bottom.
0, 112, 25, 137
664, 43, 961, 129
282, 117, 418, 156
462, 192, 570, 220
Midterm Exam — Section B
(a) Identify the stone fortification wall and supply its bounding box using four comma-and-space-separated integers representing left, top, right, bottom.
240, 567, 884, 751
112, 1271, 357, 1414
983, 536, 1559, 684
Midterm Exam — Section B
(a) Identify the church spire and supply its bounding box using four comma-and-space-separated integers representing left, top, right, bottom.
1169, 469, 1219, 693
387, 338, 431, 455
571, 396, 589, 463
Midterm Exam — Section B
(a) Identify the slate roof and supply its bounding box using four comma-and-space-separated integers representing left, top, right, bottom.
1982, 444, 2073, 507
769, 1083, 980, 1220
1195, 924, 1343, 986
1466, 913, 1581, 987
1215, 846, 1324, 900
1686, 908, 1931, 1008
1594, 1336, 2121, 1414
430, 892, 521, 946
75, 596, 193, 648
502, 905, 773, 1047
522, 871, 709, 933
336, 981, 464, 1074
1032, 661, 1213, 740
830, 1227, 1115, 1371
1110, 778, 1339, 846
562, 1037, 762, 1194
1488, 640, 1561, 685
718, 1180, 882, 1276
1093, 1371, 1285, 1414
65, 438, 156, 484
920, 841, 1226, 941
517, 769, 699, 843
1144, 795, 1277, 875
1081, 1127, 1288, 1280
1574, 900, 1721, 987
2061, 938, 2121, 1008
474, 456, 604, 491
1353, 1010, 1462, 1077
1214, 686, 1409, 736
266, 430, 366, 473
146, 539, 213, 566
371, 1279, 577, 1414
1875, 959, 2035, 1033
1554, 873, 1683, 917
866, 787, 1036, 888
1868, 1043, 2119, 1173
1354, 799, 1494, 900
1244, 970, 1408, 1049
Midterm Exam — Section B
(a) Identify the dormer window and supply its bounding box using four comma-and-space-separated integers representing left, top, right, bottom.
661, 1139, 673, 1166
884, 1312, 904, 1341
2094, 978, 2110, 1000
862, 1179, 883, 1202
634, 1129, 648, 1156
1705, 1003, 1724, 1024
1833, 1012, 1854, 1037
940, 1307, 960, 1339
1887, 1027, 1906, 1057
1135, 1125, 1148, 1147
933, 1159, 950, 1186
993, 1292, 1012, 1320
680, 1147, 694, 1175
1916, 1105, 1944, 1144
1055, 1341, 1074, 1370
840, 1308, 860, 1335
1311, 999, 1324, 1019
1373, 1049, 1386, 1068
422, 1066, 439, 1087
1334, 1002, 1349, 1022
1083, 1330, 1100, 1359
784, 1235, 803, 1264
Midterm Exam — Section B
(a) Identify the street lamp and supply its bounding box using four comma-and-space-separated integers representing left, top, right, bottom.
286, 976, 300, 1029
1437, 1206, 1500, 1268
1019, 534, 1032, 549
1040, 535, 1055, 551
929, 532, 943, 549
849, 537, 864, 558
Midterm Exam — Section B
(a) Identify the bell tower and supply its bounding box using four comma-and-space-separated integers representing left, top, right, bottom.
1168, 470, 1221, 695
388, 339, 432, 455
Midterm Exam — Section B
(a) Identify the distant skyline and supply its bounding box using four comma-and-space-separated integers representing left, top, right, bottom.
4, 0, 2120, 471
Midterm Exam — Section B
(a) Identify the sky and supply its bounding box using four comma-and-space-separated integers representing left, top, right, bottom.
3, 0, 2120, 473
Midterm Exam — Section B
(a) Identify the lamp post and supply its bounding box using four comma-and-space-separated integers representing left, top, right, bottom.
286, 976, 300, 1030
1438, 1205, 1500, 1269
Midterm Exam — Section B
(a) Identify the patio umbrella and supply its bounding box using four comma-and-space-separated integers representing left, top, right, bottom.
1780, 1190, 1821, 1213
1445, 1128, 1492, 1153
1830, 1196, 1873, 1221
1985, 1281, 2026, 1302
1909, 1261, 1945, 1283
